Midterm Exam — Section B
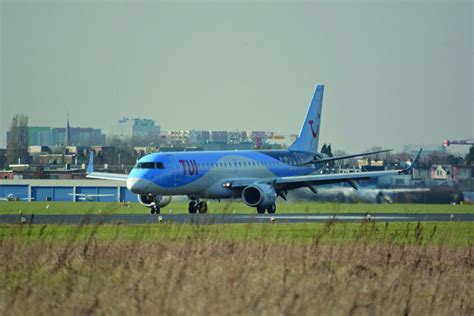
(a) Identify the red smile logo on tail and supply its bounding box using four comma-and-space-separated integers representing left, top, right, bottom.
308, 114, 321, 139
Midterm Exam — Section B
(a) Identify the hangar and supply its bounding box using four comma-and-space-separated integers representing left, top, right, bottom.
0, 179, 137, 202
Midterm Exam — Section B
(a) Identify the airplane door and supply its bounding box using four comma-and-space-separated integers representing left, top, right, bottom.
168, 154, 181, 187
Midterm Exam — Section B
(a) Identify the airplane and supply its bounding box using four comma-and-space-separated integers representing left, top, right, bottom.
68, 193, 115, 202
86, 84, 422, 214
0, 193, 35, 201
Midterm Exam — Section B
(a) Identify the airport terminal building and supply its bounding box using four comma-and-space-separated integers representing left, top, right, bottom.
0, 179, 138, 202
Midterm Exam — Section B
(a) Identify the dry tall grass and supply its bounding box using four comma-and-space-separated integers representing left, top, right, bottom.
0, 224, 472, 315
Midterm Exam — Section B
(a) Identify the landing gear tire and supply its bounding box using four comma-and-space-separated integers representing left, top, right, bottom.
188, 201, 198, 214
198, 201, 208, 214
256, 207, 266, 214
267, 203, 276, 214
150, 205, 160, 214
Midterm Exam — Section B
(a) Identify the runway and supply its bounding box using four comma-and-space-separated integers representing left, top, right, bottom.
0, 213, 473, 225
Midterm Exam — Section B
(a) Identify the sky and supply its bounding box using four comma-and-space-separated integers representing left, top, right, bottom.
1, 0, 472, 153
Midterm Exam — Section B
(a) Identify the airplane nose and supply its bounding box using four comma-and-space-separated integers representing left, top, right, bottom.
127, 178, 150, 193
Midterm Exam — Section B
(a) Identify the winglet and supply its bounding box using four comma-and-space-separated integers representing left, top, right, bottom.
87, 151, 94, 174
402, 148, 422, 174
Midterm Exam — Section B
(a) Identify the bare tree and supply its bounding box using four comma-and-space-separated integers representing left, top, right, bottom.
6, 114, 29, 165
106, 136, 137, 165
465, 146, 474, 166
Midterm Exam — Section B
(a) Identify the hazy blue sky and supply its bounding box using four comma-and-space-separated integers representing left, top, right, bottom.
1, 0, 472, 152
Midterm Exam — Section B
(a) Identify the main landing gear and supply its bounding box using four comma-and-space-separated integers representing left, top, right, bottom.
150, 204, 160, 214
256, 203, 276, 214
188, 200, 208, 214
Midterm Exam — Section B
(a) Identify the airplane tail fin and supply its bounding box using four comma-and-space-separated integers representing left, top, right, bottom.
87, 151, 94, 174
288, 84, 324, 153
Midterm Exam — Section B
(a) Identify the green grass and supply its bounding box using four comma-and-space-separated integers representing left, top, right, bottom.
0, 200, 473, 215
1, 222, 472, 247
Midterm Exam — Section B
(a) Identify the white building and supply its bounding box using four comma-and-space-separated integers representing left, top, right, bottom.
110, 118, 160, 139
431, 165, 453, 180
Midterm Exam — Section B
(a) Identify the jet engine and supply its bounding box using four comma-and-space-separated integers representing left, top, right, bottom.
242, 184, 277, 208
137, 195, 172, 208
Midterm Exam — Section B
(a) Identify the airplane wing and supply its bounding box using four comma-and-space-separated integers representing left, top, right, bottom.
277, 149, 421, 190
0, 197, 34, 201
68, 193, 116, 197
274, 169, 400, 189
86, 172, 128, 181
85, 152, 128, 182
305, 149, 393, 165
228, 149, 422, 192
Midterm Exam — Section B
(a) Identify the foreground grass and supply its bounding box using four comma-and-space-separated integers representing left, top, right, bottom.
1, 201, 473, 215
0, 222, 472, 315
0, 222, 472, 247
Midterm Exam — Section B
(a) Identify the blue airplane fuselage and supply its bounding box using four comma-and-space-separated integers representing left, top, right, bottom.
127, 150, 323, 198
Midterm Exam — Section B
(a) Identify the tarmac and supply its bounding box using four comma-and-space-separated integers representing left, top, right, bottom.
0, 213, 473, 225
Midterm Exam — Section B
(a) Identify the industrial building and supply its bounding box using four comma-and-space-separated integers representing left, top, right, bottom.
23, 123, 106, 147
0, 179, 138, 202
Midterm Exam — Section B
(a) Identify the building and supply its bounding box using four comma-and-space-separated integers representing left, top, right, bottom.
210, 131, 228, 143
51, 127, 105, 146
453, 166, 472, 181
412, 168, 431, 180
64, 117, 72, 146
357, 159, 385, 169
188, 130, 211, 144
0, 179, 138, 202
25, 119, 106, 147
0, 149, 6, 169
110, 118, 161, 140
161, 130, 191, 144
28, 126, 52, 146
431, 165, 453, 180
227, 130, 242, 144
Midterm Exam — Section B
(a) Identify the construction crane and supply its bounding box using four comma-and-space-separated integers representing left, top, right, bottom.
442, 139, 474, 147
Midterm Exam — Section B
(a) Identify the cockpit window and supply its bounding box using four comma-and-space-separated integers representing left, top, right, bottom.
135, 162, 165, 169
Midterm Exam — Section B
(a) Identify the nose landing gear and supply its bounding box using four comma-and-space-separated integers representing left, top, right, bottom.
188, 200, 208, 214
